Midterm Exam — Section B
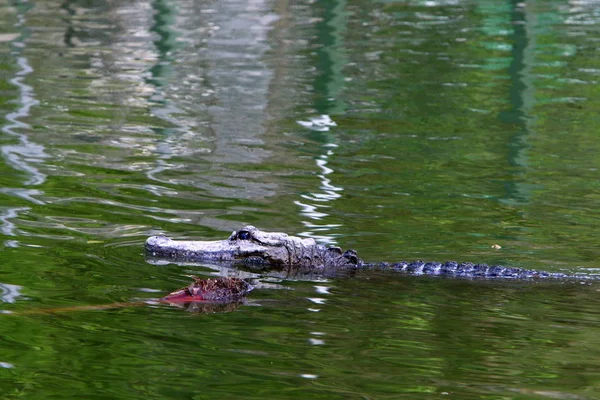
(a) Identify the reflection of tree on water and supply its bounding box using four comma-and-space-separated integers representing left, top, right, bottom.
1, 2, 47, 187
56, 0, 283, 216
295, 117, 344, 243
138, 0, 351, 237
0, 2, 48, 243
295, 0, 348, 244
52, 0, 351, 235
496, 0, 537, 206
144, 0, 280, 208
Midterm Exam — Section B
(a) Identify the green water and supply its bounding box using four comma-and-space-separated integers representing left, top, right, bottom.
1, 0, 600, 398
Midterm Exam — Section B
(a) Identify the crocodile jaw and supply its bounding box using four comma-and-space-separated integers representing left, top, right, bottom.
145, 235, 292, 265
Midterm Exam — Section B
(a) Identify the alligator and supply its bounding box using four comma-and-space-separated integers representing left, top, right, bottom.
145, 225, 597, 281
18, 226, 592, 315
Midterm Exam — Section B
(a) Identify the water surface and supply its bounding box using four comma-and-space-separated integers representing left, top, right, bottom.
1, 0, 600, 398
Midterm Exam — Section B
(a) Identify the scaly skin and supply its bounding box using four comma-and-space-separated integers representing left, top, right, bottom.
146, 226, 596, 281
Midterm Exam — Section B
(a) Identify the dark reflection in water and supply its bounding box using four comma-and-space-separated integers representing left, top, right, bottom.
0, 0, 600, 398
500, 0, 536, 206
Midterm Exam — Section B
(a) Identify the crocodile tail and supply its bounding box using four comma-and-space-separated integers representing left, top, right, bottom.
371, 261, 580, 279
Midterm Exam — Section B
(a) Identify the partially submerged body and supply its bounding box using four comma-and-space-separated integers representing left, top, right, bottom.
145, 226, 359, 273
8, 225, 594, 316
146, 225, 595, 281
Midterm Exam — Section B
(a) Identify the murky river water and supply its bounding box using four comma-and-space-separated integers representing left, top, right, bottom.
1, 0, 600, 398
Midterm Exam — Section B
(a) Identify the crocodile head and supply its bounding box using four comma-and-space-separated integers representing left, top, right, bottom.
145, 225, 319, 267
145, 225, 361, 270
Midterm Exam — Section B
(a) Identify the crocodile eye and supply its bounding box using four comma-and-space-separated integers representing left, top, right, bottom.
237, 231, 251, 240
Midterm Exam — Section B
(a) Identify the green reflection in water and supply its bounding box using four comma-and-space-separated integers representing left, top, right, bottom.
0, 0, 599, 399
